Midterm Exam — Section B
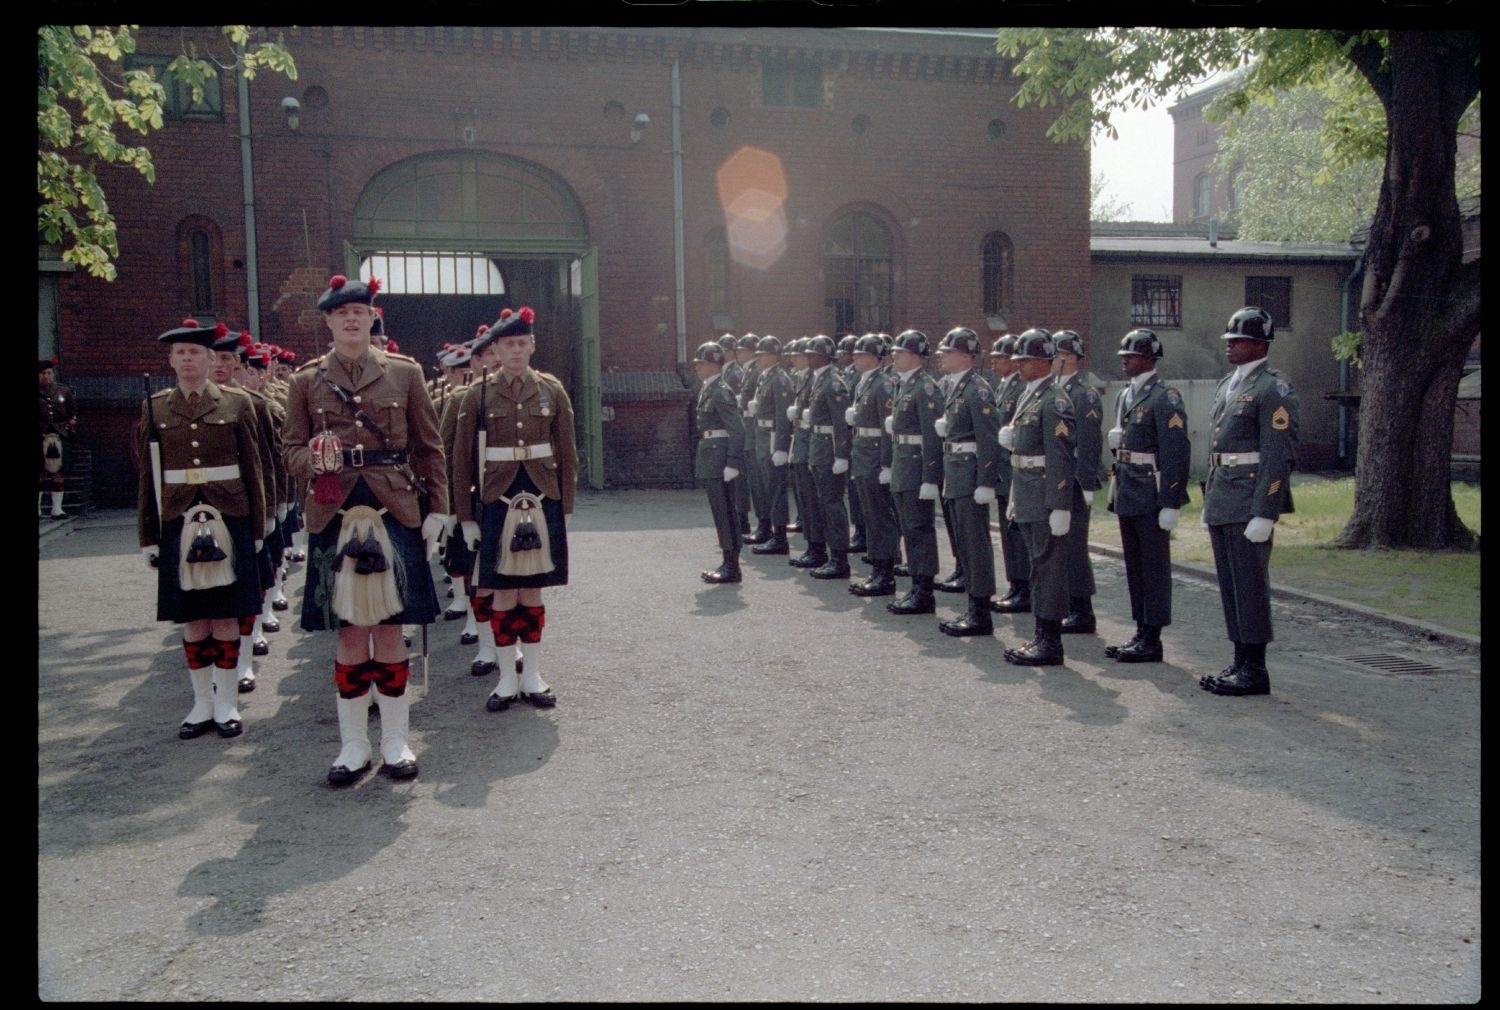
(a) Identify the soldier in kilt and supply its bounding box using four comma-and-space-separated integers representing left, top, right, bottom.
39, 359, 78, 519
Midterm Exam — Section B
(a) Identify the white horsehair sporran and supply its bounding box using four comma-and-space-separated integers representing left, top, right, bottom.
496, 491, 554, 576
331, 504, 402, 626
42, 433, 63, 473
178, 504, 236, 591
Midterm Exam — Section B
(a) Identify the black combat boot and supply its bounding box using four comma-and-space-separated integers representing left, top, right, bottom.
1201, 642, 1246, 688
1060, 596, 1096, 634
752, 526, 790, 555
893, 562, 911, 577
1203, 642, 1269, 695
849, 560, 896, 597
789, 542, 827, 569
886, 575, 936, 615
743, 524, 772, 545
993, 581, 1031, 613
1115, 625, 1163, 663
701, 550, 742, 584
848, 526, 868, 554
933, 569, 966, 594
1104, 622, 1145, 659
1006, 617, 1065, 665
938, 595, 994, 637
810, 550, 851, 580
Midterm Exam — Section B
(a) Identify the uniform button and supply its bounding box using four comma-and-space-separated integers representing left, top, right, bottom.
353, 395, 362, 404
192, 458, 201, 465
191, 441, 200, 448
190, 423, 198, 430
517, 422, 523, 428
356, 420, 364, 428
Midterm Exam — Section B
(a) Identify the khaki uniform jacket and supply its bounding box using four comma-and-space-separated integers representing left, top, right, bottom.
438, 386, 470, 515
40, 382, 77, 436
137, 382, 267, 548
240, 386, 281, 525
1007, 378, 1077, 523
282, 348, 449, 534
452, 368, 578, 521
1203, 362, 1298, 525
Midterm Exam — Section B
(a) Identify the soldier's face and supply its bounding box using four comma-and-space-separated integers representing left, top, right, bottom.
325, 303, 374, 356
40, 368, 54, 387
756, 352, 779, 369
1017, 357, 1052, 382
736, 348, 755, 365
939, 350, 972, 374
1120, 353, 1154, 378
1225, 338, 1268, 366
693, 360, 719, 382
211, 351, 238, 385
852, 352, 878, 373
891, 349, 920, 372
170, 343, 212, 385
496, 333, 535, 374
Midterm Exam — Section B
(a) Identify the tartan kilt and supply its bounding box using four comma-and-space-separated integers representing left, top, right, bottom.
155, 503, 263, 623
298, 478, 440, 631
473, 470, 569, 590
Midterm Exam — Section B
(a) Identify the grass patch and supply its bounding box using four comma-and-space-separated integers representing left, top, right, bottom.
1086, 476, 1480, 636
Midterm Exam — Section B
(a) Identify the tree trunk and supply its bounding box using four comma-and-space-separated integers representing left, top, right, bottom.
1334, 31, 1480, 550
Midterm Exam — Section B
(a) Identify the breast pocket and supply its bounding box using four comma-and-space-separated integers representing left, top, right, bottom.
381, 393, 409, 443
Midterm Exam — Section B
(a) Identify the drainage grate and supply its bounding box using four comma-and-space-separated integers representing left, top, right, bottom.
1339, 653, 1448, 676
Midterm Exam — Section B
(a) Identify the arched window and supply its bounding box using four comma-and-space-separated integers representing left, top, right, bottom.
981, 231, 1013, 317
824, 210, 893, 335
176, 216, 223, 316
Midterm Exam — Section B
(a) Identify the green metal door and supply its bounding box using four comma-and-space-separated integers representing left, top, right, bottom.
575, 248, 602, 490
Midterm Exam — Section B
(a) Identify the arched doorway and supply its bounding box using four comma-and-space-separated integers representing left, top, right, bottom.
347, 151, 602, 488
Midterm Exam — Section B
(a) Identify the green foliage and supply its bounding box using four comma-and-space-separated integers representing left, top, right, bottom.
1090, 170, 1133, 222
1330, 330, 1364, 369
36, 26, 296, 281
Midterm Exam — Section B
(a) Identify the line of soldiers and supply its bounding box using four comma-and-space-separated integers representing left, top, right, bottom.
693, 307, 1298, 694
136, 274, 578, 788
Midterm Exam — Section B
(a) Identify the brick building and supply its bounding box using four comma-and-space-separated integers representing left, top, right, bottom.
42, 25, 1091, 506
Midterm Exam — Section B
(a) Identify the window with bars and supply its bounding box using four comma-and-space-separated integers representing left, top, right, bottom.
1244, 276, 1292, 330
360, 253, 506, 296
762, 61, 821, 108
1130, 274, 1182, 328
824, 212, 892, 335
123, 54, 223, 121
981, 232, 1013, 316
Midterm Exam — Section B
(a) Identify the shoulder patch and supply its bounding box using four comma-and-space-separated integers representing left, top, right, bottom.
1085, 387, 1100, 405
1276, 379, 1292, 397
1165, 387, 1182, 406
1054, 393, 1071, 414
976, 385, 993, 402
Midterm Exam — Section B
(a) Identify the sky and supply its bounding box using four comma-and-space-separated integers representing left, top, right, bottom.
1090, 100, 1176, 223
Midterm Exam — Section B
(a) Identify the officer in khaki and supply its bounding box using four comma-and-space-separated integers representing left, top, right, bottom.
1200, 307, 1298, 697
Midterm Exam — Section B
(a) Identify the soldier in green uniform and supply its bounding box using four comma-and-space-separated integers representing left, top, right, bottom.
1052, 332, 1104, 634
803, 335, 854, 580
987, 335, 1033, 614
837, 334, 867, 555
933, 327, 1001, 636
999, 329, 1077, 665
690, 341, 747, 583
786, 339, 825, 569
718, 334, 752, 539
735, 334, 770, 545
1104, 329, 1191, 663
846, 335, 899, 597
1200, 308, 1299, 697
39, 359, 78, 519
884, 330, 944, 615
748, 335, 795, 557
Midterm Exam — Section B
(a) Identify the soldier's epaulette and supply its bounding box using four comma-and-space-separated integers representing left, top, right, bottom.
150, 388, 174, 401
536, 370, 562, 385
385, 351, 419, 365
294, 357, 322, 374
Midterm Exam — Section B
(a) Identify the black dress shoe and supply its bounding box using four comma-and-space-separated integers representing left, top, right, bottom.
1203, 664, 1270, 696
701, 563, 743, 584
886, 589, 936, 615
272, 598, 290, 611
447, 586, 455, 598
486, 692, 514, 711
752, 533, 789, 556
1104, 631, 1142, 660
1115, 639, 1164, 663
215, 719, 244, 738
328, 760, 371, 786
933, 572, 966, 594
443, 607, 467, 621
992, 589, 1032, 614
179, 719, 215, 740
743, 528, 771, 545
261, 616, 280, 633
238, 676, 255, 694
938, 599, 993, 637
471, 659, 497, 677
443, 574, 452, 584
287, 550, 306, 563
848, 570, 896, 597
1201, 662, 1241, 688
521, 688, 557, 708
1005, 637, 1065, 666
893, 563, 910, 577
848, 533, 867, 554
1060, 612, 1096, 634
252, 640, 269, 657
809, 554, 851, 579
460, 632, 479, 646
380, 758, 419, 780
786, 521, 802, 533
789, 549, 827, 569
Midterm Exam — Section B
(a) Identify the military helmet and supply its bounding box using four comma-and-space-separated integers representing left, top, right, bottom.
1011, 327, 1056, 361
1222, 306, 1274, 342
876, 332, 893, 348
892, 329, 930, 357
837, 334, 859, 355
695, 341, 726, 365
989, 335, 1013, 357
718, 333, 737, 352
940, 327, 982, 357
737, 333, 759, 351
756, 334, 782, 355
1117, 328, 1164, 360
805, 334, 836, 359
853, 334, 885, 358
1053, 330, 1085, 357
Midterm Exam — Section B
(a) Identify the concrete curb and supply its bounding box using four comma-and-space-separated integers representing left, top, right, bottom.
37, 516, 76, 546
1085, 540, 1481, 653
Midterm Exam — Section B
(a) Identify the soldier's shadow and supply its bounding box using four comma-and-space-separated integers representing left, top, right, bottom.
692, 584, 748, 615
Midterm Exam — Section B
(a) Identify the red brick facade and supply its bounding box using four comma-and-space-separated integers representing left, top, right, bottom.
53, 27, 1090, 502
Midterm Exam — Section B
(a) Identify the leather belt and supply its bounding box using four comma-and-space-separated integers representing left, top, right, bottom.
484, 444, 553, 461
1210, 451, 1260, 467
894, 434, 924, 446
1116, 450, 1157, 466
700, 429, 730, 439
1012, 454, 1046, 469
757, 419, 775, 428
164, 464, 241, 485
943, 441, 977, 454
341, 447, 406, 468
812, 425, 835, 434
855, 426, 883, 438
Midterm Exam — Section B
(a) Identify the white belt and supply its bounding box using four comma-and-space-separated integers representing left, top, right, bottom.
855, 426, 883, 438
757, 419, 775, 428
1116, 450, 1156, 466
894, 434, 924, 446
742, 410, 755, 418
1013, 454, 1046, 469
164, 464, 241, 485
1210, 451, 1260, 467
812, 425, 835, 434
943, 441, 977, 454
700, 429, 730, 439
485, 444, 553, 461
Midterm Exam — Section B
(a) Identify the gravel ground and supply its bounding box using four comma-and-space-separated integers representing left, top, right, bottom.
37, 491, 1480, 1001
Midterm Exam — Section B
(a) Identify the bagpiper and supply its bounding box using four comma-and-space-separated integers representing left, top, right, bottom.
39, 358, 78, 519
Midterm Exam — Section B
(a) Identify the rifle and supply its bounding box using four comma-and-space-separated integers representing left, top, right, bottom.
144, 374, 164, 540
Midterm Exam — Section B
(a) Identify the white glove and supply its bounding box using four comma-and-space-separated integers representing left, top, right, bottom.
933, 416, 948, 438
142, 545, 159, 569
844, 407, 856, 425
771, 450, 788, 467
276, 503, 288, 522
255, 539, 265, 553
723, 467, 739, 482
1244, 516, 1276, 543
747, 399, 758, 414
1158, 508, 1180, 532
443, 514, 458, 537
1049, 509, 1071, 537
998, 424, 1015, 450
878, 467, 891, 485
422, 513, 448, 544
801, 408, 812, 424
832, 458, 849, 475
262, 518, 274, 538
884, 415, 894, 434
462, 521, 481, 551
973, 485, 996, 505
918, 482, 939, 501
1107, 427, 1124, 450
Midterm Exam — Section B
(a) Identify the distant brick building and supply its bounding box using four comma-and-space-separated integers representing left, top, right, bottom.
40, 26, 1091, 506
